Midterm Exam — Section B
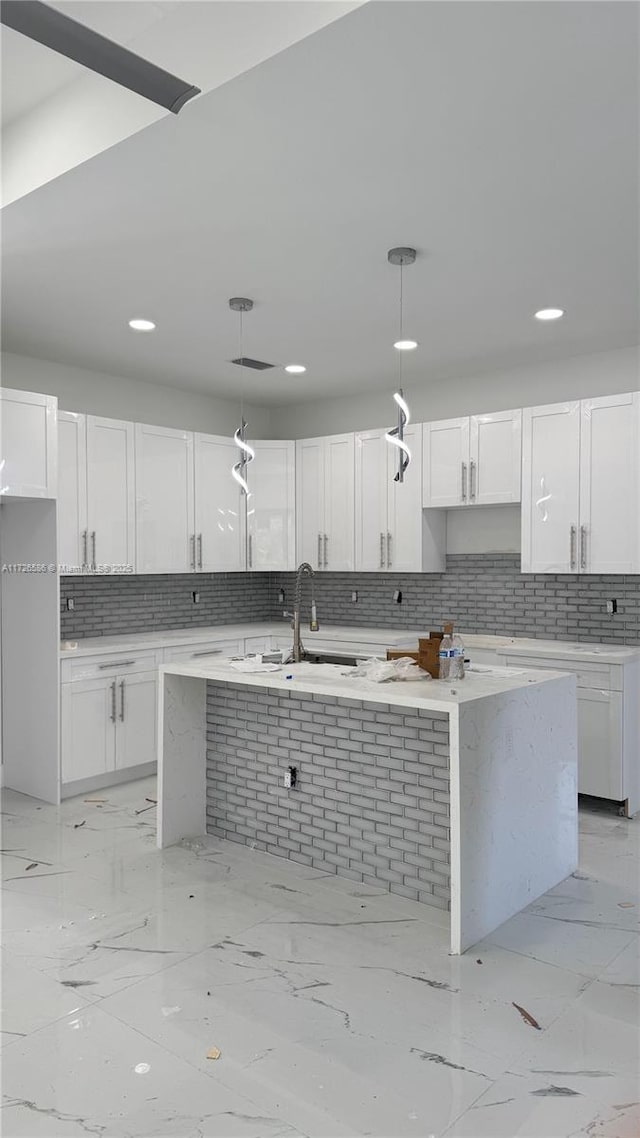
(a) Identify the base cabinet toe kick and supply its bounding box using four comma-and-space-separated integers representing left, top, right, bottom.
158, 661, 578, 954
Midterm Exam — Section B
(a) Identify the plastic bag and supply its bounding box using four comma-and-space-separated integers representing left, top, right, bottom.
344, 656, 430, 683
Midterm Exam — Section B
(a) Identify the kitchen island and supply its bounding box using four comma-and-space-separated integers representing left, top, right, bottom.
158, 659, 577, 953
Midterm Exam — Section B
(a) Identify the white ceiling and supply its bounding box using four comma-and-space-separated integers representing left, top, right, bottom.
2, 1, 638, 406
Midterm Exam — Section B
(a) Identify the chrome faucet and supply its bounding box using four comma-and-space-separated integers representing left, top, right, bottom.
283, 562, 319, 662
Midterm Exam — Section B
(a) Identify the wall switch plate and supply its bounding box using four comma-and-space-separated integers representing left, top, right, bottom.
192, 591, 200, 604
66, 597, 75, 611
351, 590, 358, 603
606, 599, 618, 614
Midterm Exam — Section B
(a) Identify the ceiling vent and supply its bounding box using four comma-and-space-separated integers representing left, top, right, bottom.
230, 357, 275, 371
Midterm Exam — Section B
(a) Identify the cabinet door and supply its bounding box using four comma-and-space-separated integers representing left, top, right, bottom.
579, 393, 640, 574
521, 402, 581, 573
135, 424, 195, 573
422, 418, 470, 508
61, 678, 114, 784
387, 425, 424, 572
469, 409, 522, 505
194, 434, 244, 572
115, 671, 157, 771
86, 417, 135, 573
577, 688, 623, 800
355, 431, 388, 571
247, 441, 295, 571
58, 411, 87, 572
0, 389, 57, 498
324, 434, 355, 571
296, 437, 325, 569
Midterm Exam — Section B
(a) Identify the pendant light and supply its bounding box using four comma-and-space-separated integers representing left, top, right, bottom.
229, 297, 255, 498
385, 247, 416, 483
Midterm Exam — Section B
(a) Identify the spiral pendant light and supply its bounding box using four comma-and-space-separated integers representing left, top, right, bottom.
385, 247, 416, 483
229, 297, 255, 496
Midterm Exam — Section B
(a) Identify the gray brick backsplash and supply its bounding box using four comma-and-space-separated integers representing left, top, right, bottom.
272, 554, 640, 645
205, 682, 451, 910
61, 554, 639, 644
59, 573, 271, 638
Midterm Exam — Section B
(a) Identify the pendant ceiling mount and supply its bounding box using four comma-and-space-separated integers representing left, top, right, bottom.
228, 298, 254, 313
387, 247, 417, 267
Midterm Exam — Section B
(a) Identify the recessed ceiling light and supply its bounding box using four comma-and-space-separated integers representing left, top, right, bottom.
128, 318, 156, 332
394, 339, 418, 351
534, 308, 564, 321
285, 364, 306, 374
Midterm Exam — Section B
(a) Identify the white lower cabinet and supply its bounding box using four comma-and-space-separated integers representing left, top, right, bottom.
60, 652, 160, 790
497, 649, 638, 813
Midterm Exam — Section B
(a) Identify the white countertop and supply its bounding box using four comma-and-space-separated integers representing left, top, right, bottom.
60, 622, 640, 665
160, 656, 573, 713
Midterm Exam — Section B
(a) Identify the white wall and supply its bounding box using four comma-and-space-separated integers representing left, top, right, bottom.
271, 346, 640, 437
0, 352, 272, 437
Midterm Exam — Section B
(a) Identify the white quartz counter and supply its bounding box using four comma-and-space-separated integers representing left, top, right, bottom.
61, 623, 639, 664
159, 656, 570, 713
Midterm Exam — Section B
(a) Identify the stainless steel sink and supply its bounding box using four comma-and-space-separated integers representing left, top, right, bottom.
302, 651, 361, 667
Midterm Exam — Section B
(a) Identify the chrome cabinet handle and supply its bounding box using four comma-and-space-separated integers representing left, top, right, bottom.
387, 531, 392, 568
119, 680, 125, 721
379, 532, 385, 569
82, 530, 88, 567
580, 525, 587, 570
99, 659, 136, 670
197, 533, 203, 569
470, 460, 476, 502
570, 525, 577, 570
461, 462, 467, 501
191, 648, 223, 658
190, 533, 196, 570
91, 531, 96, 569
110, 680, 116, 723
248, 534, 253, 569
323, 533, 328, 569
317, 533, 322, 569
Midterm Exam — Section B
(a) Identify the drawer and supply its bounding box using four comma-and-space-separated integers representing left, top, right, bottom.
497, 653, 618, 691
163, 639, 242, 664
61, 649, 162, 683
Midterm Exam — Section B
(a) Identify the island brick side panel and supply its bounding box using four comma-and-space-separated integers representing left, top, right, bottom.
205, 682, 451, 911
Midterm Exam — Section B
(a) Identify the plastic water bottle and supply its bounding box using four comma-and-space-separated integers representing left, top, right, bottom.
439, 624, 453, 680
450, 631, 465, 680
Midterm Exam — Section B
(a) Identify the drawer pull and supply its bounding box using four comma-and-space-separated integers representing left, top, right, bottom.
191, 649, 223, 658
98, 659, 136, 670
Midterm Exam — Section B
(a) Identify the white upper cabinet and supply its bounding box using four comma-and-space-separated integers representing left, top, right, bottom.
522, 402, 581, 573
86, 417, 135, 572
135, 424, 195, 573
0, 388, 57, 498
58, 411, 87, 570
296, 434, 355, 571
469, 410, 522, 505
58, 413, 135, 573
423, 417, 469, 508
356, 426, 445, 572
579, 393, 640, 574
521, 395, 640, 574
423, 410, 521, 508
247, 440, 295, 571
194, 434, 244, 572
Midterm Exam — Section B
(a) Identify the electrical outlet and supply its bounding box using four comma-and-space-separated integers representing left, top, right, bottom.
278, 589, 285, 605
351, 590, 358, 603
66, 597, 75, 611
393, 590, 403, 604
606, 599, 618, 614
284, 766, 298, 789
192, 591, 200, 604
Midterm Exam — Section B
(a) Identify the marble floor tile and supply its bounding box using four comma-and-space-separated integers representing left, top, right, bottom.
1, 776, 638, 1138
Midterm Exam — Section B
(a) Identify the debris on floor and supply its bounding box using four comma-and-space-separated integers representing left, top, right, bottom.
73, 820, 86, 829
206, 1047, 221, 1060
512, 1002, 541, 1030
